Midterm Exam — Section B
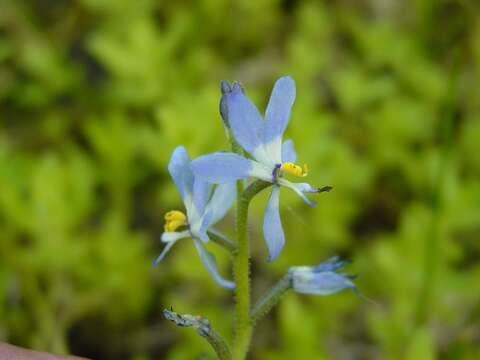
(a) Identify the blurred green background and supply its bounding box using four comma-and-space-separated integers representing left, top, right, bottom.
1, 0, 480, 359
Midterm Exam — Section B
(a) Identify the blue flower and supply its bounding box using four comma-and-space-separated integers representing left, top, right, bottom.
191, 76, 330, 261
288, 256, 357, 295
154, 146, 236, 289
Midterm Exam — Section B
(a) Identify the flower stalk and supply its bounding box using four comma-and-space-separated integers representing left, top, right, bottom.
208, 230, 237, 253
232, 180, 271, 360
250, 274, 292, 325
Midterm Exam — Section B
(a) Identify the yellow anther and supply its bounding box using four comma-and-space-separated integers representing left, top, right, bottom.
280, 162, 309, 177
165, 210, 186, 222
164, 220, 186, 232
164, 210, 187, 232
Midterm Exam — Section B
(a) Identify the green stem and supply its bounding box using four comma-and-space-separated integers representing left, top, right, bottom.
203, 325, 232, 360
232, 180, 271, 360
163, 309, 231, 359
208, 229, 237, 253
250, 274, 292, 325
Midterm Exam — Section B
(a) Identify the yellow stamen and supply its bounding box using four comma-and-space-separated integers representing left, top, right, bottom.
280, 162, 309, 177
164, 210, 186, 222
164, 210, 187, 232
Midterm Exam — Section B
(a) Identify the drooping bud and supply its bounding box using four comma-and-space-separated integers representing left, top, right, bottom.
288, 256, 357, 296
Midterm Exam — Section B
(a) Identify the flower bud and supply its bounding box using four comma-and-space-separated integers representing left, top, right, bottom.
219, 80, 244, 128
288, 256, 357, 296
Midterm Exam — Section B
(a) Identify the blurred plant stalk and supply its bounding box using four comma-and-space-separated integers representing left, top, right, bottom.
415, 58, 459, 327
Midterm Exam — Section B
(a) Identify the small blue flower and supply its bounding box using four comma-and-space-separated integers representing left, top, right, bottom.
154, 146, 236, 289
191, 76, 329, 261
288, 256, 357, 295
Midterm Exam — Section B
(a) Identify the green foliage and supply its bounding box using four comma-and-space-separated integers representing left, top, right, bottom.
1, 0, 480, 358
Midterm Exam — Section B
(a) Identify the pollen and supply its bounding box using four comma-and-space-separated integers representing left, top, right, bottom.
164, 210, 187, 232
280, 162, 309, 177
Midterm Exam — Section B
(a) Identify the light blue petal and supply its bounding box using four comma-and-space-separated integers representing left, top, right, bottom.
193, 239, 235, 289
263, 186, 285, 261
191, 152, 254, 183
204, 182, 236, 225
197, 211, 213, 242
161, 230, 190, 243
154, 230, 191, 266
278, 179, 317, 207
219, 80, 231, 127
192, 178, 212, 215
292, 271, 356, 295
263, 76, 296, 145
281, 139, 297, 163
227, 85, 265, 155
168, 146, 194, 201
152, 241, 176, 266
313, 256, 349, 273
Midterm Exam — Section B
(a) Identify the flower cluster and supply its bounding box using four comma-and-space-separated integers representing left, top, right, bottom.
155, 76, 357, 297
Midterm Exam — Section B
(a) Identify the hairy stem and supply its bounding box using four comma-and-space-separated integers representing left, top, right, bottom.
250, 274, 292, 325
232, 180, 271, 360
